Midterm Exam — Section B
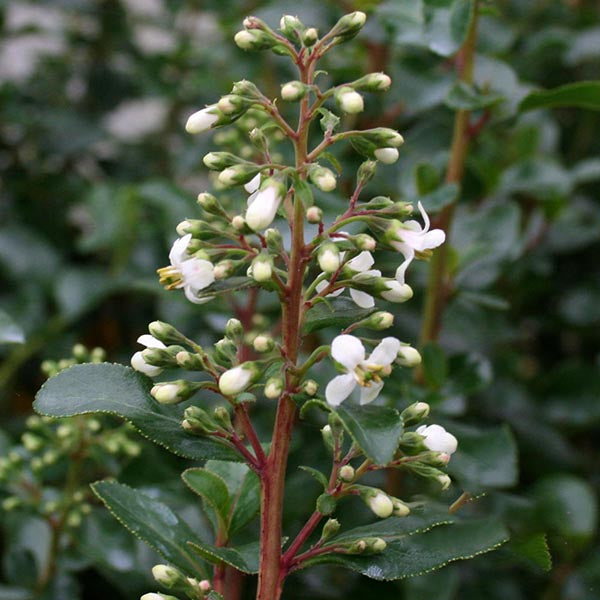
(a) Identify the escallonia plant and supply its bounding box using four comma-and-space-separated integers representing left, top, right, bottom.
33, 11, 509, 600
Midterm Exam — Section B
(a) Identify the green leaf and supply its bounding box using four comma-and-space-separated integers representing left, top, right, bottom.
204, 461, 260, 535
507, 534, 552, 571
415, 163, 440, 195
334, 402, 403, 465
34, 363, 238, 462
91, 481, 206, 577
188, 540, 259, 574
532, 474, 598, 548
422, 343, 448, 389
445, 81, 504, 110
299, 465, 329, 488
0, 309, 25, 344
195, 277, 256, 301
317, 108, 340, 134
449, 0, 475, 48
182, 469, 231, 528
519, 81, 600, 112
294, 177, 314, 208
302, 297, 378, 334
447, 424, 518, 492
309, 510, 508, 580
403, 567, 459, 600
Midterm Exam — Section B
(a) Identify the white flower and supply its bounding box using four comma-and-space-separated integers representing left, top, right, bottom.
316, 251, 379, 309
374, 147, 399, 164
219, 364, 254, 395
325, 334, 400, 406
380, 280, 413, 303
391, 202, 445, 284
245, 181, 283, 230
366, 491, 394, 518
416, 424, 458, 454
131, 334, 166, 376
157, 234, 215, 303
185, 105, 219, 134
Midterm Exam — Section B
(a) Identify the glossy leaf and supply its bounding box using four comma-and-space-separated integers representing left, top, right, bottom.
445, 81, 503, 110
188, 541, 259, 574
182, 468, 231, 528
334, 402, 403, 465
34, 363, 239, 461
519, 81, 600, 112
309, 513, 508, 580
508, 534, 552, 571
422, 343, 448, 389
302, 297, 378, 334
91, 481, 206, 577
195, 277, 256, 301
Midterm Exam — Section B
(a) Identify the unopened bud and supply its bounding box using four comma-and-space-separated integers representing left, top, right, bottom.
336, 87, 364, 114
316, 493, 337, 516
225, 318, 244, 340
214, 338, 237, 363
351, 233, 376, 251
379, 280, 413, 303
281, 81, 306, 101
249, 255, 273, 282
218, 164, 260, 187
365, 311, 394, 330
213, 406, 233, 430
151, 380, 199, 405
352, 72, 392, 92
374, 147, 399, 164
279, 15, 304, 39
363, 127, 404, 148
152, 564, 186, 588
231, 215, 247, 231
253, 334, 274, 353
148, 321, 186, 345
264, 376, 284, 399
321, 518, 340, 541
234, 29, 275, 51
363, 490, 394, 518
217, 94, 248, 115
397, 346, 421, 367
330, 11, 366, 41
401, 402, 430, 426
339, 465, 355, 482
321, 424, 334, 451
218, 363, 258, 396
309, 165, 337, 192
306, 206, 323, 223
185, 106, 220, 134
302, 27, 318, 46
357, 160, 376, 184
318, 243, 341, 273
392, 498, 411, 517
302, 379, 319, 396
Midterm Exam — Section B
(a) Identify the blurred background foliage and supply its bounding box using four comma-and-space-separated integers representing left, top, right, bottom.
1, 0, 599, 598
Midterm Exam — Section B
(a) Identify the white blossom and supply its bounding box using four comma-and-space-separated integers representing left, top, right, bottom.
391, 201, 445, 284
185, 105, 219, 134
157, 234, 215, 304
325, 334, 400, 406
416, 424, 458, 454
245, 180, 283, 231
130, 334, 166, 376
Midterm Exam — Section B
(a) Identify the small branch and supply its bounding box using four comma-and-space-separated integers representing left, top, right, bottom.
235, 404, 267, 467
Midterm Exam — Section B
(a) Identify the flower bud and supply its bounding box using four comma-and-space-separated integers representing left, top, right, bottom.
246, 179, 285, 231
183, 406, 219, 435
321, 518, 340, 541
329, 11, 366, 41
374, 147, 399, 164
351, 233, 376, 251
379, 280, 413, 303
306, 206, 323, 223
197, 192, 226, 217
141, 345, 181, 367
302, 379, 319, 396
141, 594, 179, 600
321, 424, 335, 451
249, 254, 273, 282
336, 87, 364, 114
264, 376, 284, 399
217, 94, 249, 115
231, 79, 263, 100
318, 243, 341, 273
279, 15, 304, 40
253, 334, 274, 353
214, 338, 237, 363
225, 318, 244, 341
203, 151, 241, 171
347, 537, 387, 555
363, 127, 404, 148
302, 27, 318, 46
148, 321, 186, 345
438, 474, 452, 490
199, 580, 211, 593
218, 362, 259, 396
214, 260, 235, 280
309, 165, 337, 192
419, 451, 452, 467
185, 106, 220, 134
22, 433, 43, 452
365, 311, 394, 330
281, 81, 307, 101
339, 465, 355, 482
231, 215, 247, 231
397, 345, 422, 367
400, 402, 430, 427
152, 564, 186, 588
392, 498, 411, 517
213, 406, 233, 431
352, 72, 392, 92
416, 424, 458, 454
234, 29, 276, 51
151, 380, 199, 405
363, 490, 394, 518
357, 159, 377, 185
218, 164, 261, 187
316, 493, 337, 516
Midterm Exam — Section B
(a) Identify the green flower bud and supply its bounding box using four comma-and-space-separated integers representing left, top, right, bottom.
302, 27, 318, 46
329, 11, 367, 41
362, 127, 404, 148
214, 338, 237, 363
218, 163, 261, 187
301, 379, 319, 396
321, 518, 340, 541
203, 151, 243, 171
279, 14, 304, 40
175, 351, 205, 371
358, 488, 393, 518
231, 79, 263, 101
197, 192, 227, 218
321, 424, 335, 451
397, 345, 421, 367
148, 321, 186, 346
364, 311, 395, 330
253, 334, 274, 353
316, 492, 337, 516
265, 228, 283, 251
281, 81, 307, 101
264, 376, 284, 399
339, 464, 355, 482
306, 206, 323, 223
234, 29, 276, 52
308, 165, 337, 192
150, 380, 200, 405
351, 72, 392, 92
401, 402, 430, 426
213, 406, 233, 431
217, 94, 250, 116
225, 318, 244, 341
351, 233, 376, 251
22, 433, 43, 452
318, 243, 341, 273
336, 86, 364, 114
357, 159, 377, 184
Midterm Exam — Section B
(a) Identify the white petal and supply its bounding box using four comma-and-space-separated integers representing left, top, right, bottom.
169, 234, 192, 267
367, 337, 401, 366
350, 288, 375, 309
246, 185, 281, 230
183, 285, 213, 304
131, 352, 162, 376
417, 201, 430, 231
331, 335, 365, 370
325, 373, 357, 406
185, 107, 219, 134
346, 251, 374, 273
420, 229, 446, 251
244, 173, 261, 194
180, 258, 215, 292
360, 380, 384, 405
137, 334, 166, 349
419, 424, 458, 454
